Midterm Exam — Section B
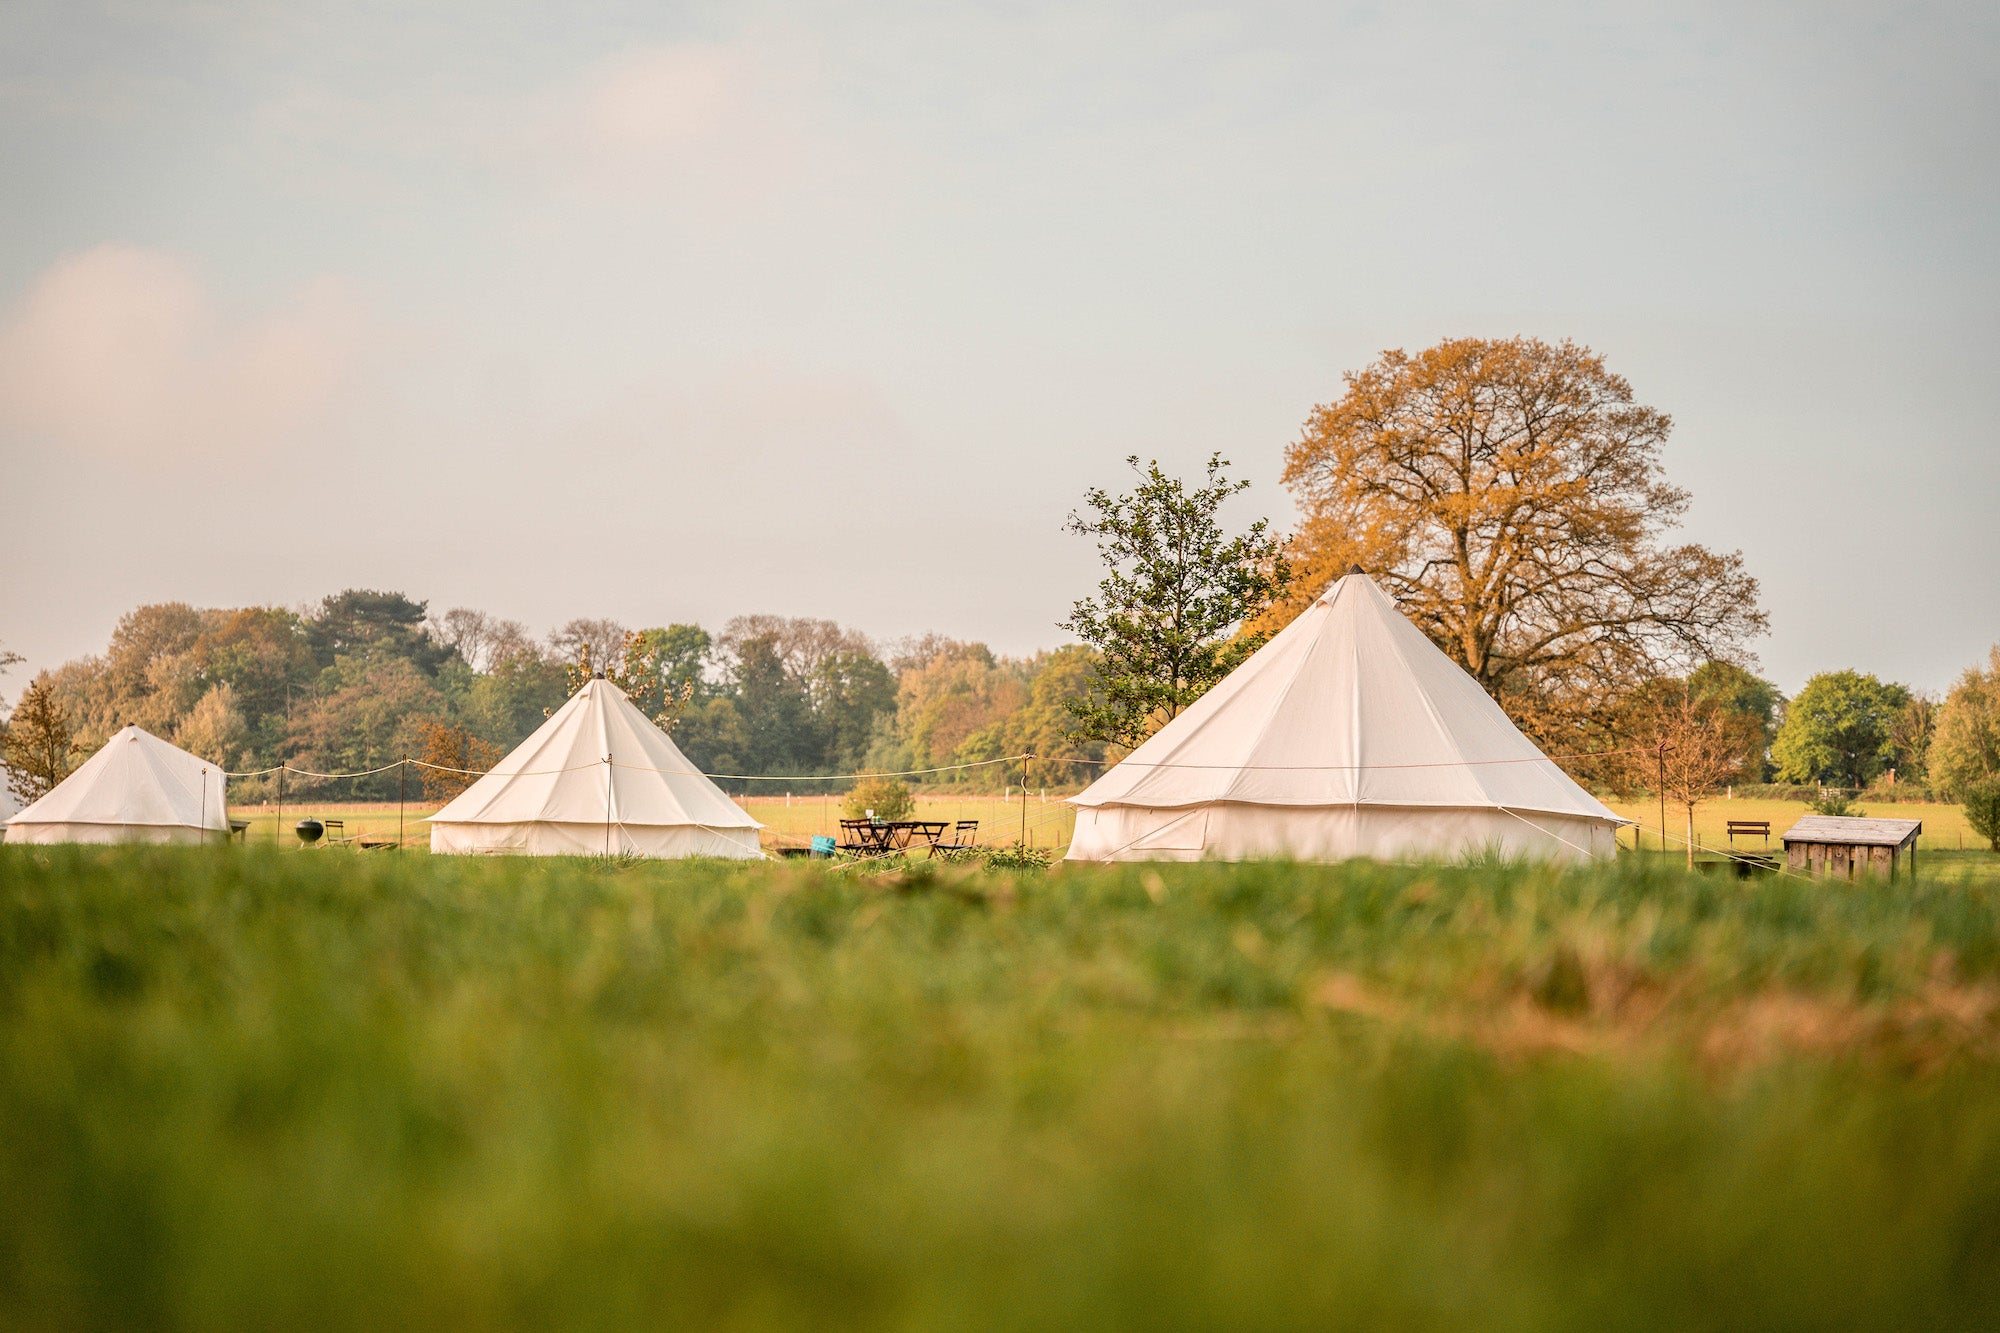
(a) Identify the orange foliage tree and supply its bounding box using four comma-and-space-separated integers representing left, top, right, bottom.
415, 720, 503, 802
1266, 337, 1765, 753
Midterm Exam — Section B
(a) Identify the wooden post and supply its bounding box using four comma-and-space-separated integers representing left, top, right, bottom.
1657, 740, 1669, 856
398, 756, 406, 847
1019, 755, 1030, 847
277, 765, 284, 847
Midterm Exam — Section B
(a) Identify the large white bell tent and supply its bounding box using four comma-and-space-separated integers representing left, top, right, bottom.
2, 724, 230, 845
428, 675, 763, 858
1065, 572, 1626, 864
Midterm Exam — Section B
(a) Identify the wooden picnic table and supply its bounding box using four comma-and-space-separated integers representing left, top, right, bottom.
839, 819, 951, 854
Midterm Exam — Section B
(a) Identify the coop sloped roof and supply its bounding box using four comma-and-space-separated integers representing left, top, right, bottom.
1780, 816, 1922, 847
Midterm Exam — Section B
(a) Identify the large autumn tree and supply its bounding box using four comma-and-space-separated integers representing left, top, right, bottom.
1266, 337, 1765, 749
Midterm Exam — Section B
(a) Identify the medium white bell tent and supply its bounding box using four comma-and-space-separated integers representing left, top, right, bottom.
2, 724, 230, 845
1065, 572, 1626, 864
428, 675, 763, 858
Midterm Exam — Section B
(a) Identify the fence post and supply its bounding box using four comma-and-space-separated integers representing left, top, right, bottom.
1019, 756, 1030, 847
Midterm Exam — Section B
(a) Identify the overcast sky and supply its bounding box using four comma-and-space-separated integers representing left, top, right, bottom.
1, 0, 1994, 699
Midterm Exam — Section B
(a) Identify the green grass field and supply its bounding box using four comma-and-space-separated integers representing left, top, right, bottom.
4, 847, 2000, 1327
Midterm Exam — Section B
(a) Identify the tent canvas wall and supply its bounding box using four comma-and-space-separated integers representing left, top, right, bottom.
1066, 573, 1626, 864
2, 724, 229, 845
428, 676, 763, 858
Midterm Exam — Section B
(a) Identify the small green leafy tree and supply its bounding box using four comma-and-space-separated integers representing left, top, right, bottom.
4, 674, 80, 806
1963, 777, 2000, 853
1061, 454, 1290, 748
842, 775, 913, 822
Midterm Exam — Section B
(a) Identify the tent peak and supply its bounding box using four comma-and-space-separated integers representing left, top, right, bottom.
1346, 563, 1365, 575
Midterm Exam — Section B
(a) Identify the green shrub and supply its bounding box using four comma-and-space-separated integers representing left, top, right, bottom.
1965, 777, 2000, 852
841, 774, 913, 822
938, 843, 1053, 870
1808, 789, 1864, 818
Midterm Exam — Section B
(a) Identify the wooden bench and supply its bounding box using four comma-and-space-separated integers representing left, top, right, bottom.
1726, 820, 1771, 847
357, 835, 399, 851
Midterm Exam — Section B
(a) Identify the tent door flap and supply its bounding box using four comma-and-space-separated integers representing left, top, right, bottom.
1131, 809, 1209, 852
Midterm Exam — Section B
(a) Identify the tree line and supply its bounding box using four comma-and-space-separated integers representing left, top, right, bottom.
0, 595, 1110, 804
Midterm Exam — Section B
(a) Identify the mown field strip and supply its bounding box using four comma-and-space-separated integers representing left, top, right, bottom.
224, 794, 1986, 863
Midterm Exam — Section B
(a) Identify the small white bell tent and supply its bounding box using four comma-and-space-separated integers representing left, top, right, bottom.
2, 724, 230, 845
428, 675, 762, 858
1065, 572, 1626, 864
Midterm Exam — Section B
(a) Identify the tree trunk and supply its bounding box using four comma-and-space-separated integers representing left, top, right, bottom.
1686, 805, 1696, 871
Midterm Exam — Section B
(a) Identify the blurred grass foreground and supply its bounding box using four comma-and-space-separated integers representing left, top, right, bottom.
3, 847, 1999, 1329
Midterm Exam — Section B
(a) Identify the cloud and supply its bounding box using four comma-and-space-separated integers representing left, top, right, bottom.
572, 44, 742, 157
0, 245, 360, 460
245, 33, 847, 231
520, 40, 814, 210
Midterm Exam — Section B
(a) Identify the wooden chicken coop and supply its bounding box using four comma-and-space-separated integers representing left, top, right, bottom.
1780, 816, 1922, 880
